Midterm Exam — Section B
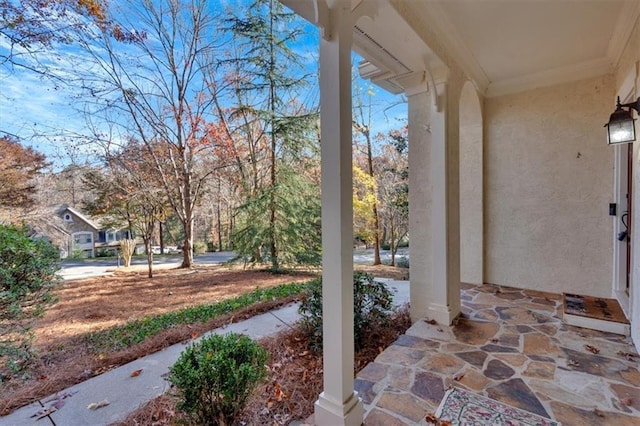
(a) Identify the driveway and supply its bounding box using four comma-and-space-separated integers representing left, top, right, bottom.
58, 252, 236, 281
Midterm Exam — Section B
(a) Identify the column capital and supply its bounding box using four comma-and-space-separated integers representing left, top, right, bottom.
396, 71, 429, 97
319, 0, 379, 41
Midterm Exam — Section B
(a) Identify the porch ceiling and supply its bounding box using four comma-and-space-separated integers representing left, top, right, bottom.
282, 0, 640, 97
410, 0, 640, 97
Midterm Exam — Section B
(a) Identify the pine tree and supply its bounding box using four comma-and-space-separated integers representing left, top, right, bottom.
221, 0, 319, 270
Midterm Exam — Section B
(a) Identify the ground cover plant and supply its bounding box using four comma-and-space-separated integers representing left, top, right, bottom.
0, 265, 314, 415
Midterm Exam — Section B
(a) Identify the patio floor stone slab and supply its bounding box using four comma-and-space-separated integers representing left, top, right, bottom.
487, 378, 550, 418
358, 283, 640, 425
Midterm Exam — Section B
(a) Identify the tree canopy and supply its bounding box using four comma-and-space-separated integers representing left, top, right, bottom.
0, 136, 49, 209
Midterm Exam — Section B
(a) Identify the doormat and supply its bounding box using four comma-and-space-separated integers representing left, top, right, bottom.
426, 387, 560, 426
563, 293, 629, 324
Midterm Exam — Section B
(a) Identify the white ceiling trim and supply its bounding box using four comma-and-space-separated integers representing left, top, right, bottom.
407, 1, 490, 95
607, 1, 640, 69
404, 0, 638, 99
486, 57, 613, 98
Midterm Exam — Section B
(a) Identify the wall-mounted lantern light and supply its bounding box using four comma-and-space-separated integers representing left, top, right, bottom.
605, 96, 639, 145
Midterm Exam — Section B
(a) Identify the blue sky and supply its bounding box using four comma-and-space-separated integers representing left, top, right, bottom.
0, 0, 406, 166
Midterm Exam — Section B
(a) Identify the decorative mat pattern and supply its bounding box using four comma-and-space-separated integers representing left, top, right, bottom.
433, 387, 560, 426
563, 293, 629, 324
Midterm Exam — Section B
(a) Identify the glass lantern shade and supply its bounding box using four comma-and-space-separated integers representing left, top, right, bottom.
605, 106, 636, 145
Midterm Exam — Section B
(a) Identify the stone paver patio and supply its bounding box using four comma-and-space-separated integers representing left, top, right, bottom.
356, 283, 640, 425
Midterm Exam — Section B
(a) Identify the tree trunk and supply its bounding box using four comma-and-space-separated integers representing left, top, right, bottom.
181, 218, 194, 268
159, 221, 164, 254
364, 128, 381, 265
268, 0, 279, 272
217, 179, 223, 251
144, 239, 154, 278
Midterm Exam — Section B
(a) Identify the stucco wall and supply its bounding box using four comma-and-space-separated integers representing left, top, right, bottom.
485, 75, 615, 297
616, 15, 640, 355
460, 82, 484, 285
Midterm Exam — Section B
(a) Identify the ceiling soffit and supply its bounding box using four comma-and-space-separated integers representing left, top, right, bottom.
398, 0, 640, 98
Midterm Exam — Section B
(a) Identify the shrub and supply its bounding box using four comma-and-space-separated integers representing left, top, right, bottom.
396, 256, 410, 269
298, 271, 393, 353
193, 241, 208, 254
168, 333, 268, 425
0, 225, 60, 376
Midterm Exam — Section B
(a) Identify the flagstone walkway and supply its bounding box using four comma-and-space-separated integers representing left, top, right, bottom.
356, 283, 640, 426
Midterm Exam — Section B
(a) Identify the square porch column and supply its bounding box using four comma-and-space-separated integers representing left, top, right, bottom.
314, 2, 364, 425
408, 81, 462, 325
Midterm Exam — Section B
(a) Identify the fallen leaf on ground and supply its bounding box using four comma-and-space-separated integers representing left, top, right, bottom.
87, 400, 110, 410
593, 408, 605, 417
568, 359, 580, 368
453, 372, 465, 381
621, 397, 633, 406
585, 344, 600, 354
425, 319, 437, 325
425, 413, 438, 424
130, 369, 143, 377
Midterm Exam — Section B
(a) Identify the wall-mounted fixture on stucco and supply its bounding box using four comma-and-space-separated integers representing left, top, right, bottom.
605, 96, 640, 144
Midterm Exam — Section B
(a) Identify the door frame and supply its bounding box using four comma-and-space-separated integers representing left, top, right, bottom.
613, 70, 637, 319
613, 142, 631, 315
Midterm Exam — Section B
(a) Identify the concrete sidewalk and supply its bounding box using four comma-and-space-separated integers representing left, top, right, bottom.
1, 279, 409, 426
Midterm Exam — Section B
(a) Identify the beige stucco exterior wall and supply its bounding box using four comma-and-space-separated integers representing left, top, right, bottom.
485, 75, 615, 297
615, 16, 639, 91
615, 15, 639, 353
460, 83, 484, 285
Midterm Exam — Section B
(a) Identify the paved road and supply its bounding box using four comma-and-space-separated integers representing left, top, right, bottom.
58, 252, 236, 281
59, 248, 410, 281
353, 247, 409, 264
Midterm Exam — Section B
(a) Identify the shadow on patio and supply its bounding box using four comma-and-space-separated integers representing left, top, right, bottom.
355, 283, 640, 425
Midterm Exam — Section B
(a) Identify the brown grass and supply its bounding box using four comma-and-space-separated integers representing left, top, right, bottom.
0, 265, 315, 415
0, 262, 408, 421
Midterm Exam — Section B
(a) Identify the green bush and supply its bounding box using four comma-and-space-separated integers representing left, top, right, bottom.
193, 241, 208, 254
0, 225, 60, 376
396, 256, 410, 269
168, 333, 268, 425
298, 271, 393, 353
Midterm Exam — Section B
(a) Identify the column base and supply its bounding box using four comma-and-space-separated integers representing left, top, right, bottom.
427, 303, 460, 326
314, 391, 364, 426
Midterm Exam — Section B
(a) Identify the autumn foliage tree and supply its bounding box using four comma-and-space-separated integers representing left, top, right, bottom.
83, 140, 169, 277
377, 127, 409, 265
76, 0, 229, 268
0, 135, 49, 212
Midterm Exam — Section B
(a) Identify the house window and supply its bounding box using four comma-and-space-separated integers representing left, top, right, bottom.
73, 233, 93, 245
107, 232, 116, 242
64, 214, 73, 222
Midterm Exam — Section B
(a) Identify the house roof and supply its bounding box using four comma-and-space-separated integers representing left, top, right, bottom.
58, 205, 100, 230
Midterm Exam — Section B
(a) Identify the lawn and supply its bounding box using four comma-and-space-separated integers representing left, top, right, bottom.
1, 262, 410, 422
0, 265, 315, 415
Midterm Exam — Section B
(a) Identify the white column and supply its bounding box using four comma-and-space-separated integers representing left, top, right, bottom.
314, 1, 364, 425
408, 81, 461, 325
408, 87, 432, 322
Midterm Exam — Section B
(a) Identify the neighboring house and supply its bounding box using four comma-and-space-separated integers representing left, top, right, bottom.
55, 205, 133, 258
282, 1, 639, 425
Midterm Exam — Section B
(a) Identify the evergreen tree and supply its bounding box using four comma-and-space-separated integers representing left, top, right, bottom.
221, 0, 319, 270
